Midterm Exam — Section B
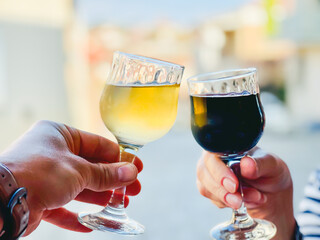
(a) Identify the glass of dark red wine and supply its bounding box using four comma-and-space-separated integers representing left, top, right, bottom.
188, 68, 276, 239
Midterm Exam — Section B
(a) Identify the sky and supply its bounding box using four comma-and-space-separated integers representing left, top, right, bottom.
75, 0, 253, 27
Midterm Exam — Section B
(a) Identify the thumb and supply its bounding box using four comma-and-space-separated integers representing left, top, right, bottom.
86, 162, 138, 191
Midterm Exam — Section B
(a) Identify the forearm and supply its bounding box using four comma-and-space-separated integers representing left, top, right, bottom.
0, 161, 29, 238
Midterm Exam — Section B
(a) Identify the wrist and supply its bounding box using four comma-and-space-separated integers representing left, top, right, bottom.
248, 188, 295, 240
271, 189, 296, 240
292, 221, 303, 240
0, 162, 29, 239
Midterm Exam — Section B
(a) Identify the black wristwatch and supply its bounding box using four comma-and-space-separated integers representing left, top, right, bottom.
0, 163, 29, 239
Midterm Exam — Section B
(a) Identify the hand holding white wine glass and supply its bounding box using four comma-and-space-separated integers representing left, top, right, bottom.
78, 51, 184, 235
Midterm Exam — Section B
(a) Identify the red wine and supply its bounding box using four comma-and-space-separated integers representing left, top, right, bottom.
190, 94, 265, 154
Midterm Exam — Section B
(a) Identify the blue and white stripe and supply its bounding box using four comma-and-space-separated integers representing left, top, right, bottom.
297, 169, 320, 239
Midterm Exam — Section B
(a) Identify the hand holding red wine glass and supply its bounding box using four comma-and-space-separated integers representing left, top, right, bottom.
188, 68, 276, 239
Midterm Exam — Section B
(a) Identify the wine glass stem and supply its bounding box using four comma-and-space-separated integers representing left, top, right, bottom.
227, 160, 254, 226
107, 187, 126, 210
104, 145, 138, 212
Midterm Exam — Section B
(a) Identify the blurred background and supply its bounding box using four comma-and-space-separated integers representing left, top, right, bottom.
0, 0, 319, 239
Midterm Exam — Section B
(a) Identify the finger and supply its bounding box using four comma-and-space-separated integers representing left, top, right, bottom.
65, 125, 120, 163
244, 189, 268, 209
241, 149, 282, 179
133, 156, 143, 173
224, 193, 242, 209
43, 208, 92, 232
121, 152, 143, 173
197, 164, 242, 208
196, 180, 226, 209
86, 162, 138, 191
241, 150, 291, 193
197, 157, 222, 195
75, 189, 130, 207
242, 187, 267, 204
75, 189, 112, 206
126, 179, 141, 196
245, 202, 264, 209
197, 176, 242, 210
201, 151, 238, 193
66, 124, 144, 171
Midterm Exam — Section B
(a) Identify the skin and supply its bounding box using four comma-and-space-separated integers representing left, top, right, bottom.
0, 120, 143, 236
196, 147, 296, 240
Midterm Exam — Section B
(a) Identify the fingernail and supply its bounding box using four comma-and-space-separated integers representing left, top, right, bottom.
260, 193, 267, 203
245, 155, 259, 174
225, 193, 242, 208
222, 177, 237, 193
118, 164, 136, 182
244, 190, 261, 202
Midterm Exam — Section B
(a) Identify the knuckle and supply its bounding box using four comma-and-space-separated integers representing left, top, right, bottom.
268, 152, 285, 170
33, 120, 60, 131
199, 186, 209, 198
213, 200, 227, 209
216, 187, 228, 202
268, 153, 278, 163
34, 119, 52, 126
89, 163, 110, 190
196, 166, 202, 180
202, 152, 210, 166
73, 158, 90, 183
196, 163, 205, 181
98, 164, 111, 189
197, 181, 213, 200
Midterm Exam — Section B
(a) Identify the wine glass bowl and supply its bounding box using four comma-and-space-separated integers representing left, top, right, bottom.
188, 68, 276, 239
100, 83, 180, 147
190, 88, 265, 158
78, 51, 184, 235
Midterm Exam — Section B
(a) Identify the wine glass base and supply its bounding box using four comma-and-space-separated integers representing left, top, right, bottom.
78, 211, 145, 235
210, 218, 276, 240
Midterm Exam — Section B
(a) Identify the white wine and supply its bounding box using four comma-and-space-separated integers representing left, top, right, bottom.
100, 84, 180, 146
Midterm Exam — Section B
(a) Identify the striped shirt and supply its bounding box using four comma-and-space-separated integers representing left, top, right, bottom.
297, 169, 320, 239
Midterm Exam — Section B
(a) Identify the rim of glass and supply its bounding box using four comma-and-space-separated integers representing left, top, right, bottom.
187, 68, 256, 83
115, 51, 185, 70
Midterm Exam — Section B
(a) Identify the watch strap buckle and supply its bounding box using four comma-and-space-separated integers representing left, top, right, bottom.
7, 187, 27, 214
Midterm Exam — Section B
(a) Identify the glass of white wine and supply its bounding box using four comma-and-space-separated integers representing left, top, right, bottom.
78, 51, 184, 235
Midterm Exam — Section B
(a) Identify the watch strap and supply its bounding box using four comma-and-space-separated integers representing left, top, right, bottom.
0, 163, 29, 239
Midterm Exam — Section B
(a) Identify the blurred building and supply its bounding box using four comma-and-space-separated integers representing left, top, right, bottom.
0, 0, 73, 150
282, 0, 320, 126
1, 0, 318, 152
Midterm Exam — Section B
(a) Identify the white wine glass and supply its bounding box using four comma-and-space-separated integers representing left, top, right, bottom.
78, 51, 184, 235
